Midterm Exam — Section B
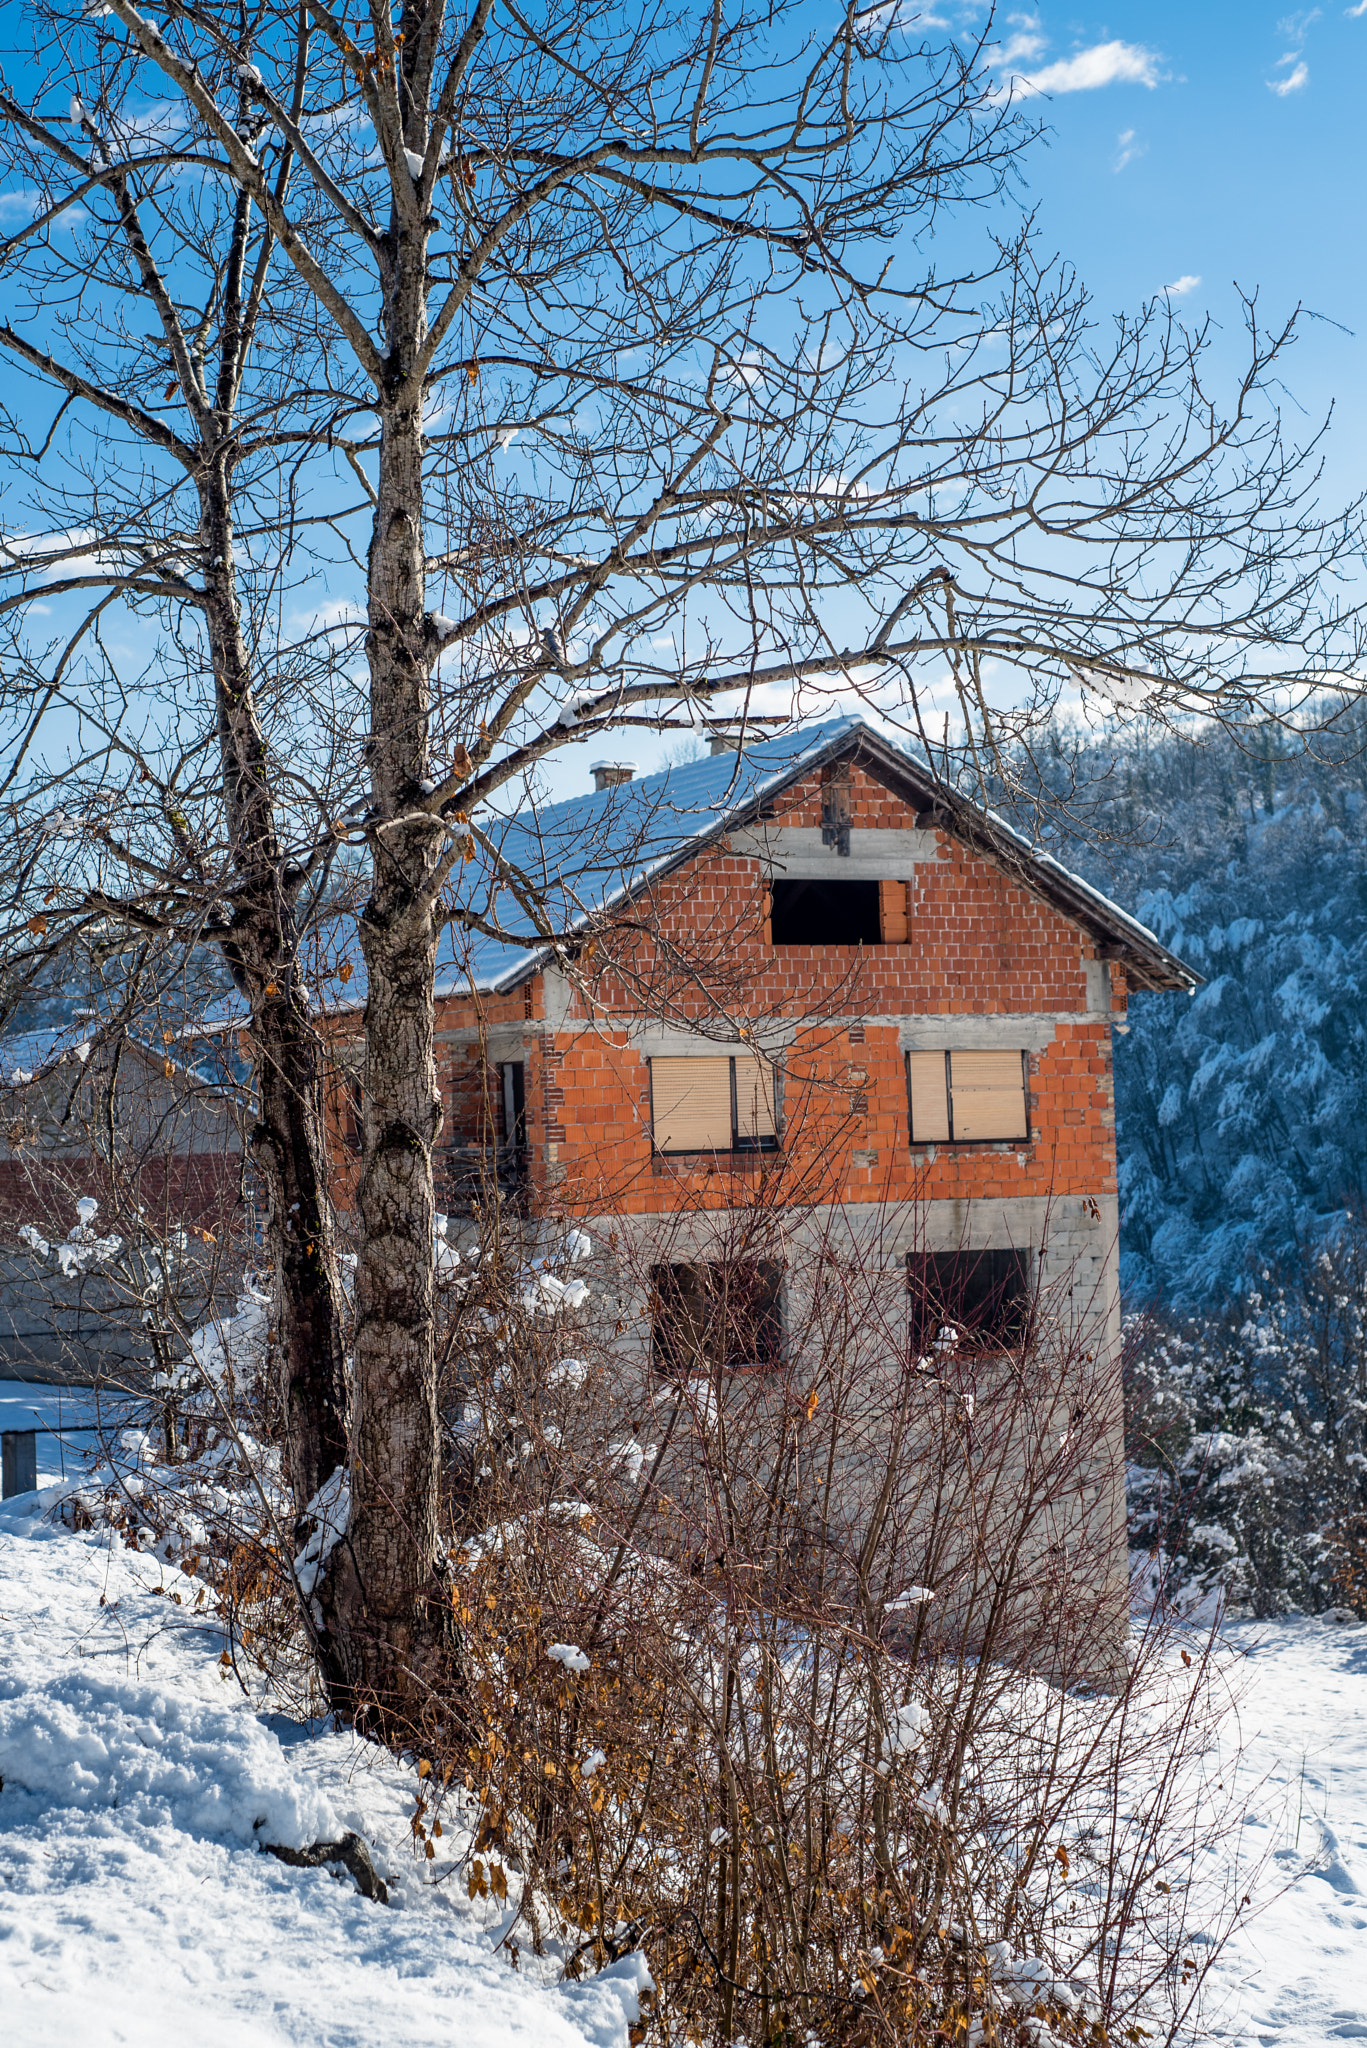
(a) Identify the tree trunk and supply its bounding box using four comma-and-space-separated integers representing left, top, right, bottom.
320, 379, 455, 1730
200, 452, 350, 1525
246, 980, 351, 1521
314, 8, 460, 1727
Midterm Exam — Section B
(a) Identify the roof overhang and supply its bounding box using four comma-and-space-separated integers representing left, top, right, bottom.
186, 717, 1200, 1021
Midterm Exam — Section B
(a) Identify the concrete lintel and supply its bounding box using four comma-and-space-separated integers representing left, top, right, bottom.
433, 1026, 533, 1062
542, 968, 574, 1031
898, 1015, 1059, 1054
442, 1011, 1108, 1051
628, 1025, 796, 1059
588, 1191, 1117, 1264
727, 824, 941, 877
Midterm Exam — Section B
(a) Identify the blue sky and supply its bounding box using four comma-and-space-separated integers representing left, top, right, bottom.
986, 2, 1366, 500
593, 2, 1367, 783
3, 1, 1363, 801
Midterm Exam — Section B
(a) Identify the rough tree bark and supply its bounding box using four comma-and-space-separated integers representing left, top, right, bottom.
322, 395, 454, 1721
314, 0, 459, 1720
200, 479, 350, 1522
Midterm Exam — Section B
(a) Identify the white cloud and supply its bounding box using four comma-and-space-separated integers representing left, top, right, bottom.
995, 14, 1047, 66
1114, 127, 1146, 171
1348, 1, 1367, 17
290, 597, 366, 638
1161, 274, 1202, 297
1268, 57, 1309, 91
1002, 39, 1161, 97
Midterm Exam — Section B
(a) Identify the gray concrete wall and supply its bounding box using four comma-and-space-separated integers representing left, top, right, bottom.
553, 1190, 1127, 1685
0, 1244, 238, 1388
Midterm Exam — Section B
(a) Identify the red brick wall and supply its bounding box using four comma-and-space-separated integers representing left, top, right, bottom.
326, 760, 1126, 1220
0, 1152, 243, 1236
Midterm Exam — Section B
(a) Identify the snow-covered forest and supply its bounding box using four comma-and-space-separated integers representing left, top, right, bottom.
1042, 710, 1367, 1308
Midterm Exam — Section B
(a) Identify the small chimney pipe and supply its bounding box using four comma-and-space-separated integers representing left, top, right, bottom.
590, 761, 638, 792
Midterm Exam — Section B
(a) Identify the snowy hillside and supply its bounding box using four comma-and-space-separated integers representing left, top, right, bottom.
1007, 712, 1367, 1307
3, 1443, 1364, 2044
0, 1475, 652, 2048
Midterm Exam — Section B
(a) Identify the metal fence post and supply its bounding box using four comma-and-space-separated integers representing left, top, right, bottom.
2, 1429, 38, 1498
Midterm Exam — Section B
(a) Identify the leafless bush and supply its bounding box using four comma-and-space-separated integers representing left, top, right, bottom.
6, 1014, 1258, 2042
384, 1185, 1255, 2046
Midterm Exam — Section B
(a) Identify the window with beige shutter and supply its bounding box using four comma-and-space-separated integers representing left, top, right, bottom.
906, 1048, 1029, 1145
950, 1050, 1028, 1140
650, 1054, 778, 1154
732, 1054, 777, 1149
650, 1056, 732, 1152
906, 1050, 951, 1143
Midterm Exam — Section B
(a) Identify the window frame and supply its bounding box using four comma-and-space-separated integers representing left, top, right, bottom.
906, 1248, 1034, 1358
650, 1257, 786, 1374
649, 1054, 780, 1157
905, 1047, 1031, 1148
345, 1070, 364, 1155
499, 1059, 527, 1154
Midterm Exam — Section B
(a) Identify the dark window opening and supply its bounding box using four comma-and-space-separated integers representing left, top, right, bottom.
346, 1073, 364, 1154
907, 1249, 1032, 1356
500, 1060, 527, 1154
771, 877, 882, 946
651, 1258, 784, 1374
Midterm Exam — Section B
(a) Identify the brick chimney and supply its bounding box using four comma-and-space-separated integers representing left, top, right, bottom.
591, 761, 638, 791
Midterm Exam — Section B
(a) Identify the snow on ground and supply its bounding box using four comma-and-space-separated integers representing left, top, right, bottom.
1191, 1615, 1367, 2046
0, 1379, 112, 1485
0, 1479, 650, 2048
3, 1397, 1366, 2046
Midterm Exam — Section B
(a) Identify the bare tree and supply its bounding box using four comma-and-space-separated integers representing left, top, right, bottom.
3, 0, 1362, 1727
0, 58, 355, 1521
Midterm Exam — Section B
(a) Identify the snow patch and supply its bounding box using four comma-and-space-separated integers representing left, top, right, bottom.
0, 1667, 340, 1850
293, 1466, 350, 1620
547, 1642, 590, 1673
0, 1489, 654, 2048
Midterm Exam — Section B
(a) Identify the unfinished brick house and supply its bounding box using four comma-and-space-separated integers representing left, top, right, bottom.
358, 713, 1195, 1674
320, 715, 1195, 1380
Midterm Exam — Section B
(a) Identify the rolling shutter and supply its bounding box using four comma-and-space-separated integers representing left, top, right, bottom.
948, 1050, 1028, 1141
907, 1051, 950, 1143
650, 1057, 733, 1152
733, 1055, 777, 1147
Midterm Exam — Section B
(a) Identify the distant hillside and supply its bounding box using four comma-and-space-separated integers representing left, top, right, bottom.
1032, 711, 1367, 1306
